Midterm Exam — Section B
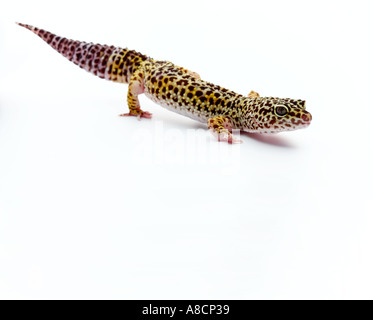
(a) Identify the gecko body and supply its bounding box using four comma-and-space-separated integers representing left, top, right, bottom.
17, 23, 312, 143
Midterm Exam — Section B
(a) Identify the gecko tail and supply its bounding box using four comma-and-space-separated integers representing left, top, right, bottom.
16, 22, 146, 83
16, 22, 116, 80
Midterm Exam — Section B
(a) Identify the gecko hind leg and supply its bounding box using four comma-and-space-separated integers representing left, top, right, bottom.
207, 116, 242, 144
119, 68, 152, 119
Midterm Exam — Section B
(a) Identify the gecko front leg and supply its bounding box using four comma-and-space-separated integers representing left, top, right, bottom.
119, 66, 152, 119
183, 68, 201, 79
207, 116, 242, 144
248, 90, 260, 98
175, 65, 201, 79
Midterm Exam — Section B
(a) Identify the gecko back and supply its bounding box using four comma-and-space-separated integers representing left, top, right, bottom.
17, 23, 149, 83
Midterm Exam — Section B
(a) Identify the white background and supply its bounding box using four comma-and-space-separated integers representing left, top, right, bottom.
0, 0, 372, 299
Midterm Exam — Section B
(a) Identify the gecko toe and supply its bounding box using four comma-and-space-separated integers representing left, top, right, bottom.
119, 111, 152, 119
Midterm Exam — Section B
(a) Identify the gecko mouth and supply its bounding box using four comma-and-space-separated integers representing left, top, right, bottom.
289, 114, 312, 127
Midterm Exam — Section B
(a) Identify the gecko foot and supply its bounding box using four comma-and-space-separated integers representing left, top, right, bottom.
211, 130, 242, 144
190, 71, 201, 79
207, 116, 242, 144
119, 111, 152, 120
248, 90, 260, 98
217, 133, 243, 144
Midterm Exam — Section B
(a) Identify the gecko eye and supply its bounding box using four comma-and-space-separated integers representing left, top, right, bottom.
275, 105, 288, 117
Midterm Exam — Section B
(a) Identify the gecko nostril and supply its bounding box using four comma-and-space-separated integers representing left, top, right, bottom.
302, 114, 310, 122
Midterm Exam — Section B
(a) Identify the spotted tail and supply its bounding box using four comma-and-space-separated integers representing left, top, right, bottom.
16, 23, 149, 83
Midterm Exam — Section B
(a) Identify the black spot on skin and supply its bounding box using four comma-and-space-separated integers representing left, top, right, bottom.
188, 86, 194, 91
114, 56, 121, 64
101, 54, 109, 66
214, 92, 221, 98
200, 97, 206, 103
177, 80, 188, 86
162, 95, 166, 100
227, 101, 231, 108
164, 78, 168, 84
206, 91, 212, 96
209, 98, 214, 105
166, 92, 171, 99
168, 85, 174, 90
180, 88, 185, 95
151, 77, 156, 84
187, 93, 193, 99
46, 35, 54, 44
216, 99, 221, 105
173, 87, 178, 94
162, 87, 166, 93
196, 91, 203, 97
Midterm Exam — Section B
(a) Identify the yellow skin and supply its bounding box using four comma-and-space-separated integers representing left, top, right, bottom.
18, 23, 312, 143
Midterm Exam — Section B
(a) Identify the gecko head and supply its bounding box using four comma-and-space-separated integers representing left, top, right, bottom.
244, 97, 312, 133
